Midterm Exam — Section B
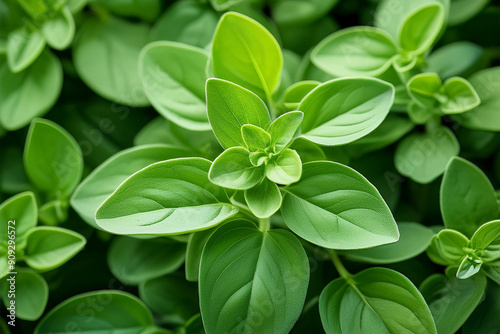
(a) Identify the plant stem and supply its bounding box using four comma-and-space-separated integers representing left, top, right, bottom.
329, 250, 351, 279
267, 95, 279, 120
259, 218, 270, 232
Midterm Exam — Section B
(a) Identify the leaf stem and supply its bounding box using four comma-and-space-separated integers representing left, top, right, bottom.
259, 218, 270, 232
267, 96, 279, 120
329, 250, 351, 279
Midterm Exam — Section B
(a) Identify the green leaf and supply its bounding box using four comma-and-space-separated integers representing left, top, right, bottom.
319, 267, 437, 334
244, 178, 282, 218
440, 77, 480, 114
398, 3, 445, 54
7, 24, 45, 72
299, 78, 395, 146
312, 27, 398, 77
394, 126, 460, 184
0, 250, 8, 280
185, 228, 217, 282
139, 41, 209, 130
268, 111, 304, 152
212, 12, 283, 99
427, 229, 468, 266
90, 0, 161, 22
150, 0, 218, 49
420, 270, 486, 334
482, 262, 500, 285
457, 256, 483, 279
15, 0, 65, 17
71, 144, 192, 229
209, 147, 264, 189
96, 158, 238, 235
0, 50, 62, 131
0, 191, 37, 251
448, 0, 490, 25
407, 73, 441, 108
241, 124, 271, 151
343, 222, 433, 264
1, 268, 48, 321
282, 81, 320, 110
470, 220, 500, 262
206, 78, 271, 149
183, 314, 204, 334
463, 283, 500, 333
427, 42, 483, 79
456, 67, 500, 131
24, 118, 83, 196
210, 0, 244, 11
347, 114, 414, 157
24, 226, 86, 271
271, 0, 339, 25
281, 161, 398, 249
440, 157, 498, 237
290, 138, 326, 163
0, 318, 10, 334
108, 236, 185, 285
266, 148, 302, 185
133, 117, 221, 160
139, 274, 198, 325
199, 220, 309, 334
408, 102, 433, 124
41, 6, 75, 50
35, 291, 157, 334
73, 16, 150, 106
38, 199, 67, 225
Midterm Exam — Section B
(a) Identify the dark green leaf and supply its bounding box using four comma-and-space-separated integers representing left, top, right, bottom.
200, 220, 309, 334
108, 236, 185, 285
320, 267, 437, 334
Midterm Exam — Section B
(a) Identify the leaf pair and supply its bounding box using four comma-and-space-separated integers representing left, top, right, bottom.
312, 0, 446, 76
426, 156, 499, 279
0, 192, 86, 320
428, 220, 500, 282
208, 75, 396, 149
209, 146, 300, 218
96, 159, 399, 251
407, 73, 480, 124
6, 4, 74, 73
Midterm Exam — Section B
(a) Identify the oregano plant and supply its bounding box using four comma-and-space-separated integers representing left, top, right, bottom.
1, 0, 499, 333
